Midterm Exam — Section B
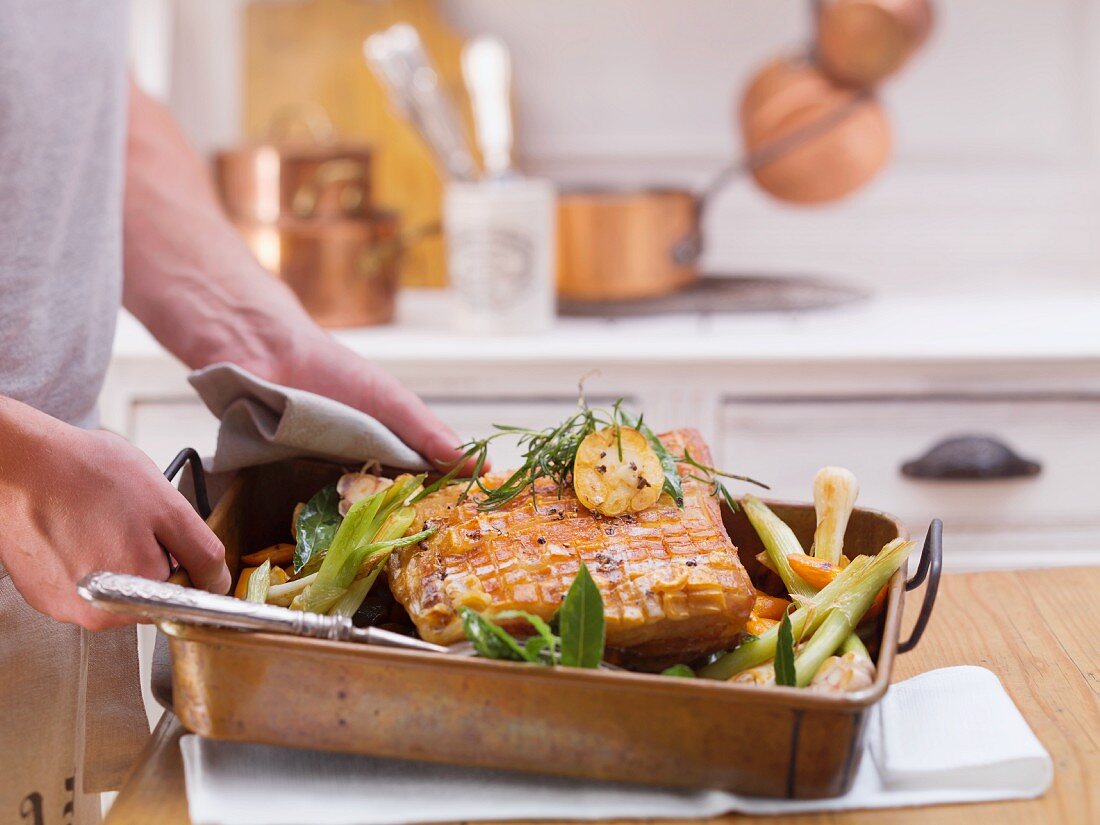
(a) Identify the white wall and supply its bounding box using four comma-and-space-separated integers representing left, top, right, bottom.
140, 0, 1100, 294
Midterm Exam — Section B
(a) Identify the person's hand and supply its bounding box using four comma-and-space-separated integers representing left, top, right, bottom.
0, 399, 230, 630
282, 337, 488, 475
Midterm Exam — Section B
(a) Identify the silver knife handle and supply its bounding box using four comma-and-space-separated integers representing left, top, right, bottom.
77, 571, 355, 641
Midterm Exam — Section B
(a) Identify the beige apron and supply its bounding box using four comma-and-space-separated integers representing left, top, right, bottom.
0, 562, 148, 824
0, 0, 144, 818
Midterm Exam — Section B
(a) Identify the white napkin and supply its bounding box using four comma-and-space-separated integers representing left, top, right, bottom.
188, 362, 428, 474
180, 666, 1051, 824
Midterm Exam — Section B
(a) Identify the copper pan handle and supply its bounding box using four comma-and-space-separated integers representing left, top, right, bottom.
672, 90, 873, 265
265, 101, 337, 143
291, 158, 371, 218
357, 220, 441, 280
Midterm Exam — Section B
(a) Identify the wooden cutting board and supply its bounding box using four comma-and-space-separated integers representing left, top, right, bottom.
243, 0, 478, 287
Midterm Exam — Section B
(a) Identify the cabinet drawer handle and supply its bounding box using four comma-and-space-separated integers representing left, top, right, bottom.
901, 434, 1041, 481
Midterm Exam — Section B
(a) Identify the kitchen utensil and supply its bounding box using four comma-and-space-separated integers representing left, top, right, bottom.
739, 55, 891, 203
77, 571, 449, 654
444, 178, 557, 333
815, 0, 934, 87
234, 213, 402, 328
365, 24, 478, 181
152, 454, 942, 799
461, 35, 515, 180
215, 141, 374, 223
556, 188, 698, 302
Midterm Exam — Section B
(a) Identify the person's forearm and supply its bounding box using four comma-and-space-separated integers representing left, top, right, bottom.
122, 82, 323, 381
120, 83, 466, 467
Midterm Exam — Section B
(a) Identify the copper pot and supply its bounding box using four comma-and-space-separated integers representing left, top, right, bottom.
215, 142, 374, 222
816, 0, 934, 88
235, 213, 401, 328
556, 188, 699, 302
739, 56, 891, 204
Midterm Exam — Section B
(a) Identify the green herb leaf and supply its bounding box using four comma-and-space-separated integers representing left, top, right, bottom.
293, 484, 342, 574
661, 664, 695, 678
459, 607, 531, 662
524, 636, 549, 660
678, 448, 770, 515
774, 611, 797, 687
559, 563, 605, 668
622, 413, 684, 508
495, 609, 558, 662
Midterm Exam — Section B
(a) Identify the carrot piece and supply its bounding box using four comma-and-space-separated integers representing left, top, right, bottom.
234, 567, 258, 599
241, 543, 295, 567
746, 613, 779, 637
752, 590, 791, 621
269, 566, 289, 586
787, 553, 841, 590
863, 583, 889, 621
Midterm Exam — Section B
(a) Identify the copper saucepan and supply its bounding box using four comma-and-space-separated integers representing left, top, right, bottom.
815, 0, 934, 88
233, 213, 403, 328
556, 78, 890, 302
556, 188, 699, 302
215, 142, 374, 223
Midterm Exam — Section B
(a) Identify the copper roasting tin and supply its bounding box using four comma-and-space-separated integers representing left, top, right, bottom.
159, 451, 941, 800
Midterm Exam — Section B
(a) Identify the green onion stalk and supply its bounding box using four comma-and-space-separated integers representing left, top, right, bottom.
291, 474, 432, 615
326, 506, 418, 619
266, 572, 317, 606
742, 494, 871, 668
699, 538, 913, 680
244, 559, 272, 604
741, 496, 816, 599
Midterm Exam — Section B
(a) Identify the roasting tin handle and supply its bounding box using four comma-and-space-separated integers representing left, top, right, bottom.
76, 571, 449, 655
160, 448, 212, 584
163, 447, 211, 520
897, 519, 942, 653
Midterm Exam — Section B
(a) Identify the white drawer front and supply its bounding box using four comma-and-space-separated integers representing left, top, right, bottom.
717, 398, 1100, 539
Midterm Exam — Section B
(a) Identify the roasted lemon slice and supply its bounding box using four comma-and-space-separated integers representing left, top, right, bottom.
573, 426, 663, 517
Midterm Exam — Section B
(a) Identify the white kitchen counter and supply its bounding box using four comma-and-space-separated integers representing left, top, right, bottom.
112, 287, 1100, 366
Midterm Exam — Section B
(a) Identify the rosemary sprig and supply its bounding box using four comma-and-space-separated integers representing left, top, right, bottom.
677, 448, 771, 513
410, 394, 768, 514
417, 403, 631, 511
619, 411, 684, 506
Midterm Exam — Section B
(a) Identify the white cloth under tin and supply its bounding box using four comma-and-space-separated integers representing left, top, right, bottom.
180, 666, 1052, 823
188, 363, 428, 474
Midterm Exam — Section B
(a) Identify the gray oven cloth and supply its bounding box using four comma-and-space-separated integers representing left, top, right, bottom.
188, 362, 430, 474
154, 362, 432, 710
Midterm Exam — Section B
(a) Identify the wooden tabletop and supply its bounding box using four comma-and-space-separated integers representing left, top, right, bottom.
105, 567, 1100, 825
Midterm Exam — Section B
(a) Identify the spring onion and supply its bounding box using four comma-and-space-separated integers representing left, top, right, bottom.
326, 505, 419, 619
811, 467, 859, 566
741, 496, 816, 599
699, 538, 913, 679
292, 474, 430, 614
244, 559, 272, 604
266, 572, 317, 606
